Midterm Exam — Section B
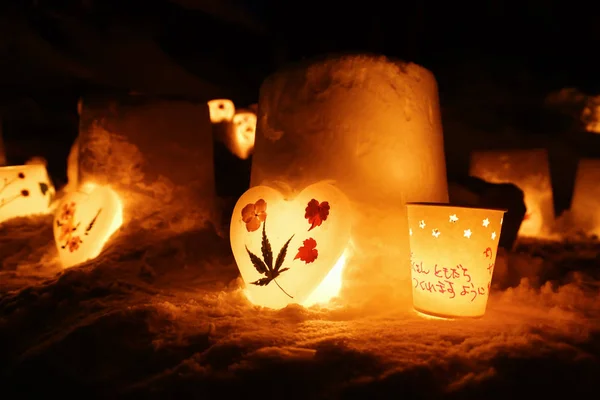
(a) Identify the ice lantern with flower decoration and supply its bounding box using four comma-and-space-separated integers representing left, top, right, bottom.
407, 203, 506, 318
0, 164, 54, 223
54, 183, 123, 268
570, 158, 600, 236
469, 149, 554, 238
233, 54, 449, 309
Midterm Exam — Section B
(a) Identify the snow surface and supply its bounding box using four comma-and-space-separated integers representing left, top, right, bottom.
0, 214, 598, 398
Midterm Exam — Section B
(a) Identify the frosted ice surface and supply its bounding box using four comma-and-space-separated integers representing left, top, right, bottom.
79, 97, 216, 233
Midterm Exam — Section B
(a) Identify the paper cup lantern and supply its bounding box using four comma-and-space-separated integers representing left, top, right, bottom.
0, 164, 54, 222
54, 183, 123, 268
231, 110, 257, 160
571, 159, 600, 235
208, 99, 236, 123
250, 55, 448, 298
407, 203, 506, 318
469, 149, 554, 238
231, 182, 351, 309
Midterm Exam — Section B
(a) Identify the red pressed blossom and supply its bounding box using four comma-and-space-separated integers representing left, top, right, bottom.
241, 199, 267, 232
304, 199, 330, 231
294, 238, 318, 264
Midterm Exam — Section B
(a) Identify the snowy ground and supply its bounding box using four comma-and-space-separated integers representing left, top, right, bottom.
1, 215, 598, 399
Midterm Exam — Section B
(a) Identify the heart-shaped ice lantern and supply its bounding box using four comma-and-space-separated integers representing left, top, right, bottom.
230, 182, 352, 309
54, 184, 123, 269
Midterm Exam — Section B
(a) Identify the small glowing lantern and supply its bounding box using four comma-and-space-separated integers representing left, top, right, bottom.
469, 149, 554, 238
570, 158, 600, 235
0, 164, 54, 223
230, 182, 351, 309
231, 110, 257, 160
250, 55, 448, 298
207, 99, 235, 123
54, 183, 123, 268
406, 203, 506, 318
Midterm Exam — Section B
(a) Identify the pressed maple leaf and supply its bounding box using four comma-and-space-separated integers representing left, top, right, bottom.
305, 199, 330, 231
294, 238, 318, 264
246, 222, 295, 298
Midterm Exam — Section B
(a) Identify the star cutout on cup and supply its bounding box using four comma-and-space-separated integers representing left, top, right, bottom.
432, 229, 440, 238
449, 214, 459, 223
482, 218, 490, 227
491, 231, 497, 240
464, 229, 472, 238
419, 220, 426, 229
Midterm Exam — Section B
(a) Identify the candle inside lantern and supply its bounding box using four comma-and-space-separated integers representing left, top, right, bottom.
407, 203, 506, 318
231, 110, 257, 160
570, 158, 600, 236
250, 54, 449, 304
208, 99, 235, 123
469, 149, 554, 238
0, 164, 55, 223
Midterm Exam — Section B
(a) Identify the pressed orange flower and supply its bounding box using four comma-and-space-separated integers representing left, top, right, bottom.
241, 199, 267, 232
59, 222, 74, 241
68, 236, 82, 252
60, 202, 76, 221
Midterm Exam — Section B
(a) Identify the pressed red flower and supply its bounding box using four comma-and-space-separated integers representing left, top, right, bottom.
60, 202, 76, 220
68, 236, 82, 252
241, 199, 267, 232
294, 238, 318, 264
304, 199, 330, 231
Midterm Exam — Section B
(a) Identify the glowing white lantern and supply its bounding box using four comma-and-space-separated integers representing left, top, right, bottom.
469, 149, 554, 238
231, 110, 257, 159
407, 203, 506, 318
230, 182, 351, 309
207, 99, 236, 123
0, 164, 54, 222
571, 158, 600, 235
250, 55, 448, 303
54, 183, 123, 268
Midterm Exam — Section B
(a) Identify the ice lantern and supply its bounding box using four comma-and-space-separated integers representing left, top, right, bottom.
469, 149, 554, 238
0, 164, 54, 223
231, 110, 257, 160
249, 55, 449, 302
571, 158, 600, 236
407, 203, 506, 318
208, 99, 235, 123
231, 182, 351, 309
54, 183, 123, 268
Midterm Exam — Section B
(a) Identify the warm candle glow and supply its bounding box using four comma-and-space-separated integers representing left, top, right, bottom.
207, 99, 236, 123
54, 183, 123, 269
231, 111, 257, 159
407, 203, 506, 318
231, 182, 351, 309
469, 149, 554, 238
570, 158, 600, 236
0, 164, 55, 223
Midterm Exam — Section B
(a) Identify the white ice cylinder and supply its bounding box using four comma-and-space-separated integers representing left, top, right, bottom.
78, 96, 216, 233
250, 54, 449, 306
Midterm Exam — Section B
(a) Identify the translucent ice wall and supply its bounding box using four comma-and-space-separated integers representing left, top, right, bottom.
251, 55, 449, 307
79, 96, 216, 234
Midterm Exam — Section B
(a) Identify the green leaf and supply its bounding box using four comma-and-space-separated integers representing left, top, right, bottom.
274, 235, 294, 272
39, 182, 49, 196
261, 222, 273, 270
246, 246, 268, 275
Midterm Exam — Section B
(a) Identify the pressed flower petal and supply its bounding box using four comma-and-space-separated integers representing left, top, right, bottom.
246, 217, 261, 232
241, 203, 256, 223
254, 198, 267, 213
257, 211, 267, 222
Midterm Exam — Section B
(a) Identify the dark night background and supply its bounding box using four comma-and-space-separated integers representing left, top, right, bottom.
0, 0, 599, 208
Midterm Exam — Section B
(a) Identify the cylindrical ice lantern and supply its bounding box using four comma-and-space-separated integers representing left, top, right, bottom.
571, 158, 600, 236
407, 203, 506, 318
79, 95, 216, 232
250, 55, 449, 303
